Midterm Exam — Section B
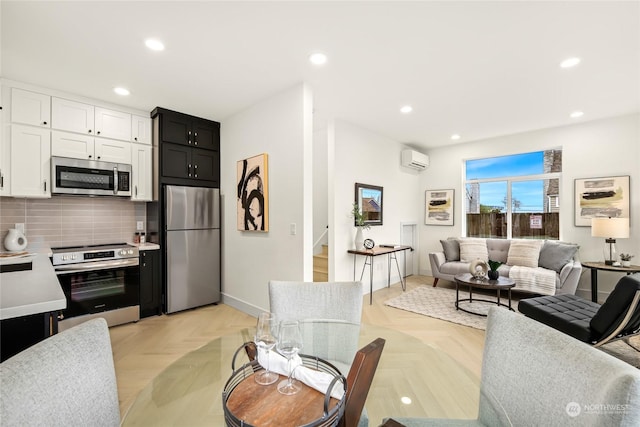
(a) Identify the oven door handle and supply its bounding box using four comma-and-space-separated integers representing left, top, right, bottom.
55, 258, 139, 274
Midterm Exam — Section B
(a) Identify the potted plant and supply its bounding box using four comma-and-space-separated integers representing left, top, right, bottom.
487, 260, 502, 280
620, 253, 634, 268
351, 202, 370, 249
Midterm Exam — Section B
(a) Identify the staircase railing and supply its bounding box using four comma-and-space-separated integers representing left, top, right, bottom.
313, 226, 328, 251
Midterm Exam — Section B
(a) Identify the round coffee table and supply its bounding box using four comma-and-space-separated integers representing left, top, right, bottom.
454, 273, 516, 316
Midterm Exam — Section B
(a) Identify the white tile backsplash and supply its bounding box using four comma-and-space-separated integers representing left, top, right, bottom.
0, 196, 146, 249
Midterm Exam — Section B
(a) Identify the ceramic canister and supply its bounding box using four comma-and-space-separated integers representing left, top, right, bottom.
4, 228, 28, 251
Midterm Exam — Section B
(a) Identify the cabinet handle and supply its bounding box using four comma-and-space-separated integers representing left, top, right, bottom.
88, 129, 92, 133
89, 155, 92, 159
44, 180, 47, 192
135, 185, 138, 196
188, 164, 192, 177
97, 131, 101, 135
134, 137, 138, 141
187, 130, 192, 144
143, 263, 146, 267
1, 171, 4, 189
194, 132, 198, 146
43, 121, 48, 125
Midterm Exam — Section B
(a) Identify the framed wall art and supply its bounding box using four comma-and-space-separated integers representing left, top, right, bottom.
574, 175, 630, 226
354, 183, 383, 226
237, 153, 269, 232
425, 189, 454, 226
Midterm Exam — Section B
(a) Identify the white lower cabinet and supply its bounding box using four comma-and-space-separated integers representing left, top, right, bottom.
131, 143, 152, 201
10, 125, 51, 198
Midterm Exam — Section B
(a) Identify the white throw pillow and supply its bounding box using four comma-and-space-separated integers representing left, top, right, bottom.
507, 240, 543, 268
459, 238, 488, 262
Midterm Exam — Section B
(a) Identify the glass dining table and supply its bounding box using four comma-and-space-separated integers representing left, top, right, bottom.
121, 321, 480, 426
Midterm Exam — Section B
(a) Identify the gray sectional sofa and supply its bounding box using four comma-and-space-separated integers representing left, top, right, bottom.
429, 238, 582, 295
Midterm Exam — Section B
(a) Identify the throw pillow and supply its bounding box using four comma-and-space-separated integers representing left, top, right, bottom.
459, 239, 488, 262
538, 241, 579, 273
440, 239, 460, 261
507, 240, 543, 268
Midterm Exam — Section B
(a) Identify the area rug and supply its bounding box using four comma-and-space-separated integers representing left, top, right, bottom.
385, 285, 640, 368
384, 285, 503, 330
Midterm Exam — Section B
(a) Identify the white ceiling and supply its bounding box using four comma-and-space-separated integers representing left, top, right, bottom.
2, 1, 639, 150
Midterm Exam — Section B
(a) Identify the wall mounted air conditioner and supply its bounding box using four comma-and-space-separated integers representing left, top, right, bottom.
401, 149, 429, 171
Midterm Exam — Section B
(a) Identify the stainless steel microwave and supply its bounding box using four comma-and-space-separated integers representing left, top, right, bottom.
51, 157, 132, 197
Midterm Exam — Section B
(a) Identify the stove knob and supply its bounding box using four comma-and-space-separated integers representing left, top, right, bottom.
119, 250, 126, 256
128, 249, 134, 255
72, 254, 77, 260
62, 255, 67, 261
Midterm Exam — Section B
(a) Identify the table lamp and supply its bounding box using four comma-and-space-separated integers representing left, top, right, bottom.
591, 217, 629, 265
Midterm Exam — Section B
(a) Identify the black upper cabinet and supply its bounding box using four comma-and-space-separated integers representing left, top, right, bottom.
162, 144, 219, 183
158, 108, 219, 151
152, 107, 220, 187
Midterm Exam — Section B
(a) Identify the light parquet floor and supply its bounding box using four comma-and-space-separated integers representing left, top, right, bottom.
110, 275, 484, 420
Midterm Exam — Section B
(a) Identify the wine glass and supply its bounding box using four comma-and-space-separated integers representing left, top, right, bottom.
254, 312, 279, 385
276, 320, 303, 395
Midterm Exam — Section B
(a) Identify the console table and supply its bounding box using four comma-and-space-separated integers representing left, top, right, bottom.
347, 246, 412, 304
581, 261, 640, 303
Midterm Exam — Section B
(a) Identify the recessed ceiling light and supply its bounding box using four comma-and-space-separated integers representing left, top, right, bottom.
560, 57, 581, 68
570, 111, 584, 118
309, 52, 327, 65
145, 39, 165, 51
114, 87, 130, 96
401, 397, 412, 405
451, 134, 461, 140
400, 105, 413, 114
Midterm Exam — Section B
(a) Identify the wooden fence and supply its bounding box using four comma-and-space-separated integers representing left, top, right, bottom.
466, 212, 559, 239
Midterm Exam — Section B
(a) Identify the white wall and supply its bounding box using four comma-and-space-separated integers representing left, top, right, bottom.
420, 113, 640, 300
221, 83, 313, 316
329, 120, 422, 295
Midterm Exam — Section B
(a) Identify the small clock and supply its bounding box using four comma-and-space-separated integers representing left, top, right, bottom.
363, 238, 375, 250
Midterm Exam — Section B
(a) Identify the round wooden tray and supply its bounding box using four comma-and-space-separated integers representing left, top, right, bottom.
223, 353, 345, 427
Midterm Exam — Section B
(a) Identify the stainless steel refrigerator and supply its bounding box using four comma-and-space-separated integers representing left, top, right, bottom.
165, 185, 220, 313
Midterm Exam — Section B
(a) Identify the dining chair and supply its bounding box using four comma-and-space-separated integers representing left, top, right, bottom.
268, 280, 369, 426
0, 318, 120, 426
340, 337, 386, 427
381, 307, 640, 426
268, 280, 364, 369
268, 280, 364, 324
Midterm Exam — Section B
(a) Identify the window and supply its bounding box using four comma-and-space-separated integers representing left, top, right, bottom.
464, 150, 562, 239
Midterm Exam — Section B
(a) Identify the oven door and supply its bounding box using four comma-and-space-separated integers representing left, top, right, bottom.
55, 258, 139, 319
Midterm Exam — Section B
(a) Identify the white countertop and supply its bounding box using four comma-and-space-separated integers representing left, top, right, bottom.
130, 242, 160, 250
0, 248, 66, 320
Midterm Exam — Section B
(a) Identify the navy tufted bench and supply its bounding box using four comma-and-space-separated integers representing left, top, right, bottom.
519, 273, 640, 346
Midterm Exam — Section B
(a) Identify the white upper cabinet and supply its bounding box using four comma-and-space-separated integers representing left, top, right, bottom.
95, 139, 131, 164
131, 115, 151, 144
51, 131, 95, 160
52, 97, 94, 134
52, 130, 131, 164
10, 125, 51, 198
95, 107, 131, 141
11, 88, 51, 128
131, 143, 152, 201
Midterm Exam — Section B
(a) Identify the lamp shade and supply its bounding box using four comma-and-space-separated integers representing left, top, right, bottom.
591, 217, 630, 238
